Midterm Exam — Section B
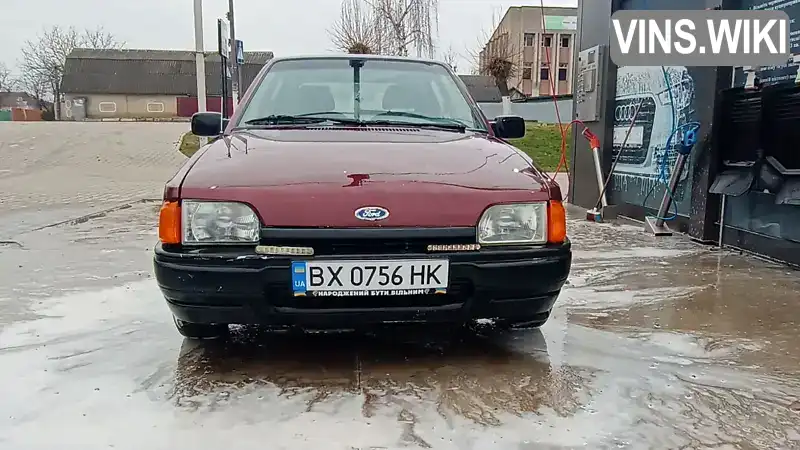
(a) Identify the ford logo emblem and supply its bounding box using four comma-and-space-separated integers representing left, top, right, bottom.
354, 206, 389, 221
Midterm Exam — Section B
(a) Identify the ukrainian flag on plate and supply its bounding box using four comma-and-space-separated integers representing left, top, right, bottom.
291, 261, 307, 296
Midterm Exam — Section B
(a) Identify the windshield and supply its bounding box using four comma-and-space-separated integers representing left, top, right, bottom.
236, 58, 487, 131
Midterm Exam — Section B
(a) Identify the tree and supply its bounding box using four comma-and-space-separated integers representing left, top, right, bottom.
440, 44, 458, 72
468, 12, 522, 97
370, 0, 438, 58
329, 0, 383, 54
0, 62, 16, 92
19, 25, 124, 100
18, 70, 49, 104
82, 27, 124, 49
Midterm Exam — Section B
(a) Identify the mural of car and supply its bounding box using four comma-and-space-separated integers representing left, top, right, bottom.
153, 55, 572, 339
612, 66, 696, 180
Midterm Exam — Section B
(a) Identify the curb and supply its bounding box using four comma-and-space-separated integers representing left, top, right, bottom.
174, 133, 185, 155
25, 198, 161, 234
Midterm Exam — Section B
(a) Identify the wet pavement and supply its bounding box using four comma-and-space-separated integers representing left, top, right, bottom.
1, 200, 799, 449
0, 122, 186, 237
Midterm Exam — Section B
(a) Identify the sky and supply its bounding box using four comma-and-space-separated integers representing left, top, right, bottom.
0, 0, 577, 76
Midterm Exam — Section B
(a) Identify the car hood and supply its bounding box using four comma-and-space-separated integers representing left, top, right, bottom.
179, 128, 557, 227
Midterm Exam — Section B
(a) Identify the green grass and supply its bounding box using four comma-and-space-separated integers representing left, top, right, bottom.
179, 132, 202, 157
508, 122, 571, 172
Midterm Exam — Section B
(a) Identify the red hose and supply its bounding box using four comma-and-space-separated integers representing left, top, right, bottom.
538, 0, 594, 200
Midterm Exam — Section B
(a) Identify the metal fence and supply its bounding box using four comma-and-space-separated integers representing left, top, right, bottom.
477, 99, 573, 123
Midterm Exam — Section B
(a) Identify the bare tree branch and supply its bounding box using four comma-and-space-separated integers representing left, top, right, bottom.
82, 26, 126, 50
0, 62, 16, 92
18, 25, 124, 99
368, 0, 438, 58
467, 10, 523, 96
328, 0, 382, 54
440, 44, 458, 72
18, 70, 49, 104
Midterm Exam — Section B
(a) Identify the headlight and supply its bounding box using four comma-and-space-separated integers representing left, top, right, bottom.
182, 200, 260, 244
478, 203, 547, 245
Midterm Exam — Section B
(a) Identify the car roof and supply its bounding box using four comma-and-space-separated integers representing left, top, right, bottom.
267, 54, 449, 67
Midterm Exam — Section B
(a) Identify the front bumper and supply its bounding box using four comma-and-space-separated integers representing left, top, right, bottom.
153, 239, 571, 328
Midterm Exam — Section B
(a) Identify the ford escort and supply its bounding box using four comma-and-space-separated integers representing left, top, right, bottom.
153, 55, 571, 339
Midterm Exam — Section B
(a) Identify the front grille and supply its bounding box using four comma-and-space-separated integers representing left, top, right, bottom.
267, 277, 474, 310
612, 96, 657, 165
260, 228, 478, 256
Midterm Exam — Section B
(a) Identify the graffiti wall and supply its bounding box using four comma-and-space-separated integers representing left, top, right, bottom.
609, 66, 700, 217
608, 0, 718, 219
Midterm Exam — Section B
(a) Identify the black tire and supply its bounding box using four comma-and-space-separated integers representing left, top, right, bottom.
173, 317, 229, 339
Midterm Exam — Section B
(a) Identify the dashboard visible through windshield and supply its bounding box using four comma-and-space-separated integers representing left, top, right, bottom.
236, 58, 487, 131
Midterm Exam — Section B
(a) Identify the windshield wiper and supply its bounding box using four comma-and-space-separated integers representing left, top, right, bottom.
242, 111, 477, 132
244, 113, 362, 126
370, 111, 470, 130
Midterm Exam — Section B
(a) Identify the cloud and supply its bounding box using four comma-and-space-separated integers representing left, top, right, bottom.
0, 0, 578, 74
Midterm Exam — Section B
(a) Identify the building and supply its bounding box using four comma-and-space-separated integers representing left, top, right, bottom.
0, 92, 46, 122
0, 92, 43, 110
59, 49, 273, 120
479, 6, 577, 98
458, 74, 571, 123
458, 75, 503, 103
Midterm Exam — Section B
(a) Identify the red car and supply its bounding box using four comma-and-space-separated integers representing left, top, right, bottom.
154, 55, 571, 339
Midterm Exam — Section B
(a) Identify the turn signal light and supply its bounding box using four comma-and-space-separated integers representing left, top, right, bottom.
547, 200, 567, 244
159, 201, 181, 244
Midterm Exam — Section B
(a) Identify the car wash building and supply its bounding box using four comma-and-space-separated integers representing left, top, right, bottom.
569, 0, 800, 267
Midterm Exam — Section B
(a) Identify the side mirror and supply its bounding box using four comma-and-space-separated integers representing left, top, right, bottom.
191, 112, 228, 137
491, 115, 526, 139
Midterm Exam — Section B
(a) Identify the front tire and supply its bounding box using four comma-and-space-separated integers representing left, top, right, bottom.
173, 316, 229, 339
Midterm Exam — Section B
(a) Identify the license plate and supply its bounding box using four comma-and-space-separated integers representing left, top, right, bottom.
290, 259, 449, 297
613, 125, 644, 147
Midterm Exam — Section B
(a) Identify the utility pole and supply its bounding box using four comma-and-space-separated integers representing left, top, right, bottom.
218, 18, 230, 120
227, 0, 240, 111
52, 65, 61, 121
193, 0, 207, 113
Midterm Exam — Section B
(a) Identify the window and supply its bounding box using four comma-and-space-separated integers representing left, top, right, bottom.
98, 102, 116, 113
561, 36, 570, 48
542, 34, 553, 47
522, 63, 533, 80
540, 64, 550, 81
147, 102, 165, 113
239, 58, 485, 131
524, 33, 535, 47
558, 63, 568, 81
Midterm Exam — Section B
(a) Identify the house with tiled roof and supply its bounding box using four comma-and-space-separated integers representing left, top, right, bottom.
59, 48, 273, 120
